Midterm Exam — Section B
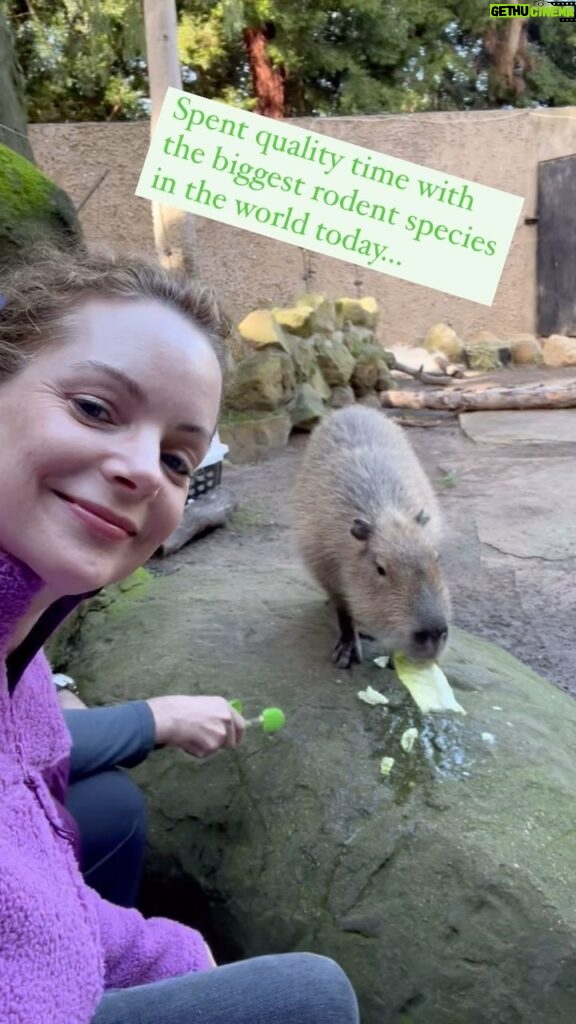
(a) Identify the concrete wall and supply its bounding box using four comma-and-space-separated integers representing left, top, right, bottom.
29, 108, 576, 347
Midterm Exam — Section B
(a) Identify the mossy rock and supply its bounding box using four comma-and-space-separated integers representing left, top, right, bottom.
329, 385, 356, 409
351, 345, 393, 396
224, 350, 295, 412
314, 335, 355, 386
272, 305, 316, 338
341, 323, 376, 358
424, 323, 463, 361
61, 565, 576, 1024
219, 410, 291, 464
336, 297, 378, 329
286, 336, 319, 383
288, 382, 327, 430
0, 143, 82, 268
46, 568, 152, 671
309, 367, 331, 402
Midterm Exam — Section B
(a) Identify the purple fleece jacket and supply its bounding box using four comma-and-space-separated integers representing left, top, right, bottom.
0, 551, 211, 1023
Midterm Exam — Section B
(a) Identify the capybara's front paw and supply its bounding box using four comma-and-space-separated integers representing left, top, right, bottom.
333, 634, 363, 669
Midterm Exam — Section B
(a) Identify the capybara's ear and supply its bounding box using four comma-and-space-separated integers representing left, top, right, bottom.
351, 517, 373, 541
415, 508, 430, 526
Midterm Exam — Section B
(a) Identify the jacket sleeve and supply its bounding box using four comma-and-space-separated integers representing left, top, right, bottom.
84, 883, 213, 989
63, 701, 157, 780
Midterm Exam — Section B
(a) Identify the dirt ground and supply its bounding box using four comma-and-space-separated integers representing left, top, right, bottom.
154, 371, 576, 699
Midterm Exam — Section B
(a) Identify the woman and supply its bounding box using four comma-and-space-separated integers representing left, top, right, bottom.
0, 243, 360, 1024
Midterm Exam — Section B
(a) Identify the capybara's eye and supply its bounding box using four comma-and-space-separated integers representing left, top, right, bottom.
376, 564, 386, 577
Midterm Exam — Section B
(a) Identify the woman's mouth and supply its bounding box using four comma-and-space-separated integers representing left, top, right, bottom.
55, 492, 137, 542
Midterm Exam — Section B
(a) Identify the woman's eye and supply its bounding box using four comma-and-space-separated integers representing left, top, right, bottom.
73, 398, 112, 422
162, 452, 194, 478
376, 565, 386, 577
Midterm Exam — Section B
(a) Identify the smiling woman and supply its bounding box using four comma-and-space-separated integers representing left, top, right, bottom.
0, 243, 228, 601
0, 241, 360, 1024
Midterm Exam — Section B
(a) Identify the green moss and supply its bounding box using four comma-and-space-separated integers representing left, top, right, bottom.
0, 143, 82, 269
46, 569, 152, 668
0, 143, 54, 222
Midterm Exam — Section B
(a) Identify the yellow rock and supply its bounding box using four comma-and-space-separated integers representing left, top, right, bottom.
424, 323, 462, 361
272, 305, 315, 336
295, 292, 326, 310
238, 310, 289, 351
510, 336, 543, 365
543, 335, 576, 367
336, 297, 378, 328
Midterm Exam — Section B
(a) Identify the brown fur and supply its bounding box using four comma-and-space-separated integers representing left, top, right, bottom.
293, 406, 451, 667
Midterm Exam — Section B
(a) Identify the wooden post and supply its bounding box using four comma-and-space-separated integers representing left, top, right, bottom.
143, 0, 196, 273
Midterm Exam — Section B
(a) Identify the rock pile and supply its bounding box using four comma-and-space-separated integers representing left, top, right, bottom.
220, 294, 393, 462
424, 322, 575, 371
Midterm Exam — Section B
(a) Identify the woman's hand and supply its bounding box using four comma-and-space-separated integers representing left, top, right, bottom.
146, 695, 245, 758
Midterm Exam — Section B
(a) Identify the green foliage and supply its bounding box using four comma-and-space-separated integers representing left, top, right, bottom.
7, 0, 149, 121
177, 0, 576, 113
5, 0, 576, 121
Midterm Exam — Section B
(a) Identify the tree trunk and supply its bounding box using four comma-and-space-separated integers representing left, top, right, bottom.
243, 26, 285, 119
143, 0, 196, 273
484, 19, 530, 102
0, 8, 35, 162
379, 380, 576, 411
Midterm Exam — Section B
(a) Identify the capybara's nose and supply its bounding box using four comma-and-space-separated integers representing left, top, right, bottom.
412, 624, 448, 657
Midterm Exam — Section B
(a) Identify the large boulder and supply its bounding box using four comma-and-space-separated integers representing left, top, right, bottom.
329, 385, 356, 409
272, 304, 316, 338
225, 350, 295, 412
351, 346, 392, 396
342, 323, 376, 358
424, 324, 463, 362
509, 335, 543, 365
286, 336, 319, 383
219, 410, 292, 463
238, 310, 290, 353
336, 297, 378, 329
314, 335, 355, 386
288, 382, 327, 429
0, 143, 82, 269
59, 565, 576, 1024
274, 300, 339, 338
543, 335, 576, 368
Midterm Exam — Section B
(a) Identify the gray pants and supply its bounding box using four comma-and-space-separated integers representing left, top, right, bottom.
92, 952, 360, 1023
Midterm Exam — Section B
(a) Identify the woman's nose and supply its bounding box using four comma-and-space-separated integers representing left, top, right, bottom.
102, 435, 164, 495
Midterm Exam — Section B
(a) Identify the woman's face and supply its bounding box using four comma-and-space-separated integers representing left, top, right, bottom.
0, 296, 222, 597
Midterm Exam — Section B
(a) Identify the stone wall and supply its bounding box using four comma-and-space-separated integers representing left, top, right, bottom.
29, 107, 576, 348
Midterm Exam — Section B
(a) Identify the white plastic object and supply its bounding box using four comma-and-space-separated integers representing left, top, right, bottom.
53, 673, 75, 689
197, 430, 229, 470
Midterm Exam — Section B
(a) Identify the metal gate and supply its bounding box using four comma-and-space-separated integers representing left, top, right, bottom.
536, 153, 576, 337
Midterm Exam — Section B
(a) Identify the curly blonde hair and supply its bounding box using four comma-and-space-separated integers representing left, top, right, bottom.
0, 241, 231, 383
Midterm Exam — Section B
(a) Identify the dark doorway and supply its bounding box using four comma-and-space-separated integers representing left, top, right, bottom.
537, 153, 576, 337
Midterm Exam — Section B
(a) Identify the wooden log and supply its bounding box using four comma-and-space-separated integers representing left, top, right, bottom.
155, 486, 238, 557
390, 357, 464, 386
379, 380, 576, 412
